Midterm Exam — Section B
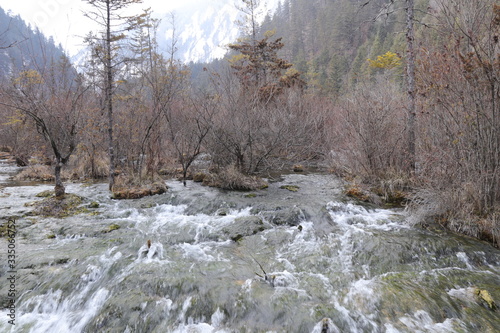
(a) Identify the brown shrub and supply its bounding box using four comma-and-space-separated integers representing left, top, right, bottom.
70, 147, 108, 179
203, 165, 268, 191
344, 183, 370, 202
111, 173, 167, 200
14, 165, 54, 181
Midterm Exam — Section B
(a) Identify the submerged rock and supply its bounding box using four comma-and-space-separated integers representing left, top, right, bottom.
221, 215, 270, 241
102, 224, 121, 233
280, 185, 300, 192
88, 201, 100, 208
260, 206, 305, 226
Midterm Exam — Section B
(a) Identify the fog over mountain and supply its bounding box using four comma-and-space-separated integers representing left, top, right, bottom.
0, 0, 280, 64
155, 0, 280, 63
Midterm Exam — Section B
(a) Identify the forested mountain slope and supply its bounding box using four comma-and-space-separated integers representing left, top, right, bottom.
257, 0, 430, 94
0, 7, 67, 78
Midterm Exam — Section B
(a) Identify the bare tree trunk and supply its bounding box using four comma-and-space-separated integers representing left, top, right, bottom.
405, 0, 416, 172
105, 0, 115, 191
54, 159, 65, 197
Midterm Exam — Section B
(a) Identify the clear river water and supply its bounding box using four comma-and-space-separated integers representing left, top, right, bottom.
0, 161, 499, 332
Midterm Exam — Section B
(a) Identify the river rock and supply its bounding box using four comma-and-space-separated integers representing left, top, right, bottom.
260, 206, 305, 226
221, 215, 270, 241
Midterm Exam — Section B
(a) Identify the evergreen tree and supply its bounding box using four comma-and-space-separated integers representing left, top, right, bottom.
229, 30, 303, 100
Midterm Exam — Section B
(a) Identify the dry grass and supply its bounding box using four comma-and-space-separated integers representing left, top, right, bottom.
203, 165, 268, 191
111, 173, 167, 200
344, 183, 370, 202
408, 186, 500, 248
14, 165, 54, 181
70, 147, 108, 179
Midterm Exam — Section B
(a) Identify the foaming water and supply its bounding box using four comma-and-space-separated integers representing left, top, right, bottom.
0, 173, 499, 332
17, 288, 109, 333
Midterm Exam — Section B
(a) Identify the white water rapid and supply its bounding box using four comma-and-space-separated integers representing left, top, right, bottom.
0, 161, 499, 332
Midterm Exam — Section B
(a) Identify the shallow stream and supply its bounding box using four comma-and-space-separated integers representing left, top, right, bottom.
0, 162, 499, 332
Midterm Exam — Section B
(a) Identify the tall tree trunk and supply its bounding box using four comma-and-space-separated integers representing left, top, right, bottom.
405, 0, 416, 172
54, 159, 65, 197
106, 0, 115, 191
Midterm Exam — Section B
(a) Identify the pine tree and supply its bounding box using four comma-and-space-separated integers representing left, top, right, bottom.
229, 30, 303, 100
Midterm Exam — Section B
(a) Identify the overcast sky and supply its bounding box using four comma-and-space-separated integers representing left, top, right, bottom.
0, 0, 208, 56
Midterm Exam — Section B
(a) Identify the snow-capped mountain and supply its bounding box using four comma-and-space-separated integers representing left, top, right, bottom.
1, 0, 280, 65
68, 0, 281, 66
156, 0, 280, 63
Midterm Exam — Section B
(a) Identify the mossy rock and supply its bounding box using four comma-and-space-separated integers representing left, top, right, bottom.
0, 222, 13, 238
88, 201, 100, 208
28, 193, 89, 218
476, 288, 497, 310
280, 185, 300, 192
103, 224, 121, 233
244, 193, 257, 198
36, 190, 54, 198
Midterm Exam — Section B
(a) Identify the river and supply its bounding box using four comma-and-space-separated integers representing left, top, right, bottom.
0, 161, 498, 332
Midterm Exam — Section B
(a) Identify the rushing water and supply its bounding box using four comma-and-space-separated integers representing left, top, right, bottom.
0, 161, 499, 332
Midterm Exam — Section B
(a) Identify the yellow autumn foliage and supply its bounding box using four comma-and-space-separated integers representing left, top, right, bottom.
3, 110, 25, 126
367, 51, 402, 69
228, 53, 249, 65
14, 69, 43, 86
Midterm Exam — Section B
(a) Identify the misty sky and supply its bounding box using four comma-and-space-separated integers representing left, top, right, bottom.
0, 0, 226, 56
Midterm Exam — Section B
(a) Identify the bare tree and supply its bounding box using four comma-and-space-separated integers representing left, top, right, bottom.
412, 0, 500, 246
405, 0, 416, 172
336, 75, 406, 177
1, 55, 88, 196
83, 0, 143, 190
167, 92, 215, 185
418, 0, 500, 212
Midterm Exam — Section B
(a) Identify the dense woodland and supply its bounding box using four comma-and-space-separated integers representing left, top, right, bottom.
0, 0, 499, 247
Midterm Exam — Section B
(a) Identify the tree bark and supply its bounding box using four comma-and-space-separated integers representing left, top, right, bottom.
105, 0, 115, 191
54, 160, 65, 197
405, 0, 416, 172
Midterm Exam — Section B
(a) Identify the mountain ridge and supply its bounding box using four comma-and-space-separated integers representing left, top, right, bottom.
155, 0, 280, 63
